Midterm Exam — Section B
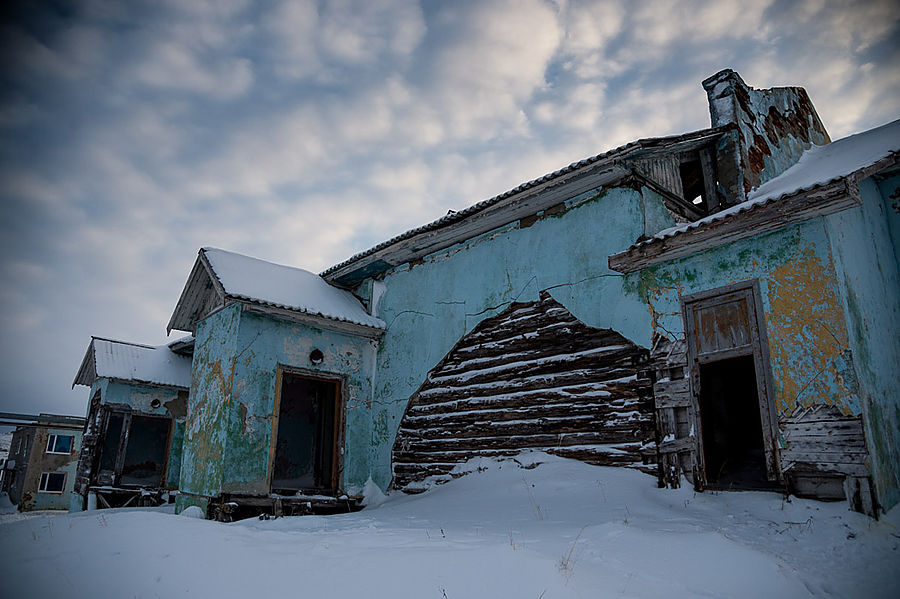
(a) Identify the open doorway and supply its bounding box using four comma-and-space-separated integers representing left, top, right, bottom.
94, 410, 172, 488
682, 280, 780, 489
271, 371, 342, 494
698, 356, 770, 488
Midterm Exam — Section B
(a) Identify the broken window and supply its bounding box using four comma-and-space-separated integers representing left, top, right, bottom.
679, 148, 720, 213
272, 372, 341, 493
45, 434, 74, 454
120, 415, 170, 486
93, 409, 172, 488
39, 472, 66, 493
98, 412, 124, 475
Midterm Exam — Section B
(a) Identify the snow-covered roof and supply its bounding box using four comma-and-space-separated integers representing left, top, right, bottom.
73, 337, 193, 389
167, 248, 385, 333
637, 118, 900, 246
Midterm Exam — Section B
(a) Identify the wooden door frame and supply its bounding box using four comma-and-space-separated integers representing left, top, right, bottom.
268, 365, 346, 494
681, 279, 781, 484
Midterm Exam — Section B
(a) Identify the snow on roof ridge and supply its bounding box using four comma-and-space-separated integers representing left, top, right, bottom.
89, 337, 193, 388
632, 118, 900, 249
90, 335, 156, 349
200, 247, 385, 330
321, 126, 729, 278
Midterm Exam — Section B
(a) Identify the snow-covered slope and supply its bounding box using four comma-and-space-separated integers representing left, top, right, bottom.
0, 454, 896, 598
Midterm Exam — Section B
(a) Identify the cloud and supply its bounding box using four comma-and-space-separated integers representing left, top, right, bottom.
262, 0, 426, 80
131, 40, 254, 98
424, 0, 563, 139
0, 0, 898, 417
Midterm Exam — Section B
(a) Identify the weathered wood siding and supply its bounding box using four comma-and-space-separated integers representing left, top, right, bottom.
650, 337, 877, 515
782, 405, 875, 515
392, 292, 654, 492
650, 336, 700, 489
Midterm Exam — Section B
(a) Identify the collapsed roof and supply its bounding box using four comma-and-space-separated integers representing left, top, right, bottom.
320, 126, 732, 287
609, 118, 900, 272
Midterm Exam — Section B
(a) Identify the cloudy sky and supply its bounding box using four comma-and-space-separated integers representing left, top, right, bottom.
1, 0, 898, 418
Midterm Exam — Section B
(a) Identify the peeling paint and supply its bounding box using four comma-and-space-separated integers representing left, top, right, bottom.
177, 302, 377, 511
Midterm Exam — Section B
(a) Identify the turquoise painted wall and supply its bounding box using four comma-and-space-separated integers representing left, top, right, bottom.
179, 304, 240, 504
826, 177, 900, 510
616, 176, 900, 510
623, 220, 861, 418
178, 303, 377, 511
878, 174, 900, 278
365, 185, 671, 490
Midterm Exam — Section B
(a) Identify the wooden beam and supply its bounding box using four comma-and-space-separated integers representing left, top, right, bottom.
608, 179, 856, 273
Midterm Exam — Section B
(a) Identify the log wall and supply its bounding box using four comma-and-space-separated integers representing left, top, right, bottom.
392, 292, 654, 492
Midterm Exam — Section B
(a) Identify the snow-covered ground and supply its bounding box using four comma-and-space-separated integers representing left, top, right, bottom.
0, 453, 897, 598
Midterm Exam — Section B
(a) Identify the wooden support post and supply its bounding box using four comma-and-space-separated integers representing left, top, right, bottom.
699, 147, 719, 211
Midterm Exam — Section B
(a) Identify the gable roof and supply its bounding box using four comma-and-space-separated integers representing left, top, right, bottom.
167, 247, 385, 334
73, 337, 193, 389
640, 119, 900, 246
321, 126, 731, 287
609, 119, 900, 272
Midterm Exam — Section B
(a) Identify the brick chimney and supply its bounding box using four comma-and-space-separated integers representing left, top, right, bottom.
702, 69, 830, 197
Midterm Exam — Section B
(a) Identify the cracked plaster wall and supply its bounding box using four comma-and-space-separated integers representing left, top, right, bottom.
826, 176, 900, 509
622, 175, 900, 509
363, 185, 671, 490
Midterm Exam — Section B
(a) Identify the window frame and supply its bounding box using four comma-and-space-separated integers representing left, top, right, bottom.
45, 433, 75, 455
38, 471, 67, 494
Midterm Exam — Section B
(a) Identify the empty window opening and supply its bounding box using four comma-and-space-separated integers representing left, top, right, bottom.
120, 415, 170, 486
98, 413, 124, 473
272, 374, 340, 494
39, 472, 66, 493
94, 411, 172, 488
680, 160, 707, 210
699, 356, 770, 489
46, 434, 74, 454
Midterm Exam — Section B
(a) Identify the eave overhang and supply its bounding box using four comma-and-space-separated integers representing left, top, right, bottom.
608, 154, 899, 274
322, 127, 732, 288
168, 250, 385, 338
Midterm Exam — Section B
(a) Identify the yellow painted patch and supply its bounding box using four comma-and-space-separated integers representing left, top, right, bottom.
763, 238, 854, 414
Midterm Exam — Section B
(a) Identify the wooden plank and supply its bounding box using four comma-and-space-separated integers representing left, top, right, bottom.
699, 147, 719, 211
392, 292, 655, 488
608, 180, 857, 273
653, 378, 691, 408
657, 436, 695, 454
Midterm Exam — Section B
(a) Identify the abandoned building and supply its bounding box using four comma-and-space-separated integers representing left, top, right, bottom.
0, 412, 85, 511
70, 337, 192, 510
73, 69, 899, 519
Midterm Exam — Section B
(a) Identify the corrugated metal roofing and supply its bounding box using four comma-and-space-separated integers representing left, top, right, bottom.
321, 126, 729, 280
202, 248, 385, 330
73, 337, 193, 389
629, 118, 900, 249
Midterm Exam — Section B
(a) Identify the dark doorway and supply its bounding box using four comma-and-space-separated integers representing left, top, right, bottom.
94, 411, 171, 488
120, 415, 170, 486
272, 374, 340, 494
698, 356, 770, 488
681, 280, 781, 487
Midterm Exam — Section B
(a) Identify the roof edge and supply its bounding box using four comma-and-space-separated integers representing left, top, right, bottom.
321, 125, 731, 283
